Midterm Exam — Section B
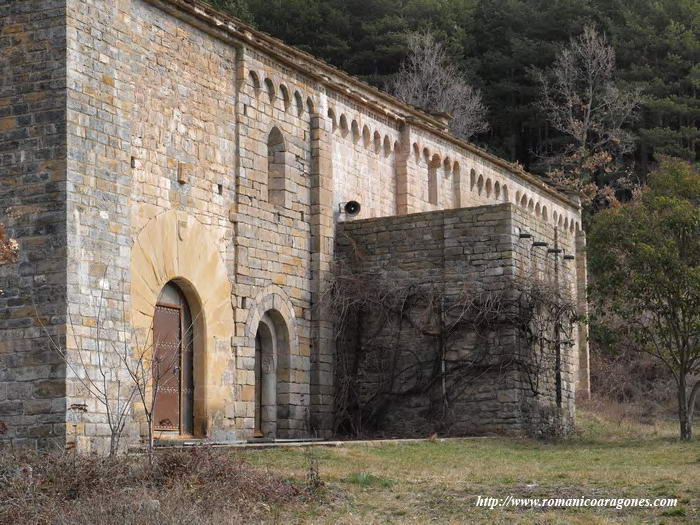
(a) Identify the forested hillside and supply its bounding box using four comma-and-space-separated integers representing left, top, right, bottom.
208, 0, 698, 182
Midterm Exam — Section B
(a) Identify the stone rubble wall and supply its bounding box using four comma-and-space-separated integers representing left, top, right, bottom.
0, 0, 68, 450
509, 203, 580, 435
335, 204, 579, 436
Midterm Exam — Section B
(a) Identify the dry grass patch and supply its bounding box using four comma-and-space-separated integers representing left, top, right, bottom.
1, 407, 697, 524
241, 409, 700, 524
0, 447, 304, 524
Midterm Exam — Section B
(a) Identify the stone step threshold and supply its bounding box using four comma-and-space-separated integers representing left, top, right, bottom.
130, 436, 493, 453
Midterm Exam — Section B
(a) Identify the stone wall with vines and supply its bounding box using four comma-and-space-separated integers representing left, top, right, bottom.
331, 204, 581, 438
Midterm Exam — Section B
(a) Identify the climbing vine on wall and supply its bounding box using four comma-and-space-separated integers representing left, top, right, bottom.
323, 262, 579, 438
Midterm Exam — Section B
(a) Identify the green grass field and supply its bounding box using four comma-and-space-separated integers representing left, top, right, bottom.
240, 409, 700, 524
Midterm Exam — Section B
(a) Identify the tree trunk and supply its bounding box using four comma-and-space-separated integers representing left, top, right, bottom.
147, 416, 155, 467
685, 379, 700, 440
678, 375, 692, 441
110, 434, 119, 457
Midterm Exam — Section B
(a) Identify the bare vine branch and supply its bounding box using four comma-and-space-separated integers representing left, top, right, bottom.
323, 262, 578, 438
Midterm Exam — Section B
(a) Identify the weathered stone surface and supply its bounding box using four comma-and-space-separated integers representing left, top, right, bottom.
0, 0, 68, 450
335, 205, 580, 437
0, 0, 587, 452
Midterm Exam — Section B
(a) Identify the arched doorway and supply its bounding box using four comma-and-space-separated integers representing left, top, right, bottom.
253, 310, 291, 439
153, 281, 194, 435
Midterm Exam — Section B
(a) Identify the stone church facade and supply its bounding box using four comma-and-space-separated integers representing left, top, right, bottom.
0, 0, 589, 452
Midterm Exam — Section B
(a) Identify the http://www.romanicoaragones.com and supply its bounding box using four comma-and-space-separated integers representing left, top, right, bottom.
475, 495, 678, 510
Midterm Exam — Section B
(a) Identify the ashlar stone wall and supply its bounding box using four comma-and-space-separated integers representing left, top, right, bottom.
0, 0, 587, 451
62, 0, 240, 451
325, 100, 584, 241
233, 48, 317, 438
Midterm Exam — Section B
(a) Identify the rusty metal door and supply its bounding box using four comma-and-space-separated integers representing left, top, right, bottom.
153, 304, 181, 432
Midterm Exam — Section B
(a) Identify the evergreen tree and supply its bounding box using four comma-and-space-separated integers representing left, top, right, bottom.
602, 0, 700, 173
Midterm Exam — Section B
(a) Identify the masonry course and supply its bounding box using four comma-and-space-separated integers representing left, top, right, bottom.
0, 0, 588, 452
336, 204, 579, 436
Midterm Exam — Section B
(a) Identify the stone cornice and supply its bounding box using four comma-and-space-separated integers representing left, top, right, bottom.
143, 0, 580, 210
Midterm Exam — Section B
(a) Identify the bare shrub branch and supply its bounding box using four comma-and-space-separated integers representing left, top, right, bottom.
34, 267, 135, 456
37, 268, 199, 460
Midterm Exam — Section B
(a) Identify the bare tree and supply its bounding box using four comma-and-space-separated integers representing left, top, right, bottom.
534, 26, 641, 209
122, 319, 195, 467
39, 269, 193, 461
389, 32, 489, 140
38, 281, 138, 457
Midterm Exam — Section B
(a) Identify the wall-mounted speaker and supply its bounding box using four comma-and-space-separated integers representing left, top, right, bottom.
343, 201, 361, 216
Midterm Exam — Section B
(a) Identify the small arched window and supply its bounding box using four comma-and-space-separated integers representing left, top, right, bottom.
373, 131, 382, 154
362, 125, 371, 148
328, 108, 337, 132
383, 136, 392, 157
351, 120, 360, 143
249, 71, 261, 96
264, 78, 275, 104
279, 84, 290, 111
267, 127, 287, 208
428, 154, 441, 205
294, 91, 304, 116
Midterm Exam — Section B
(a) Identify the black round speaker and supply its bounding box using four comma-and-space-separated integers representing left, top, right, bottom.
344, 200, 361, 216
